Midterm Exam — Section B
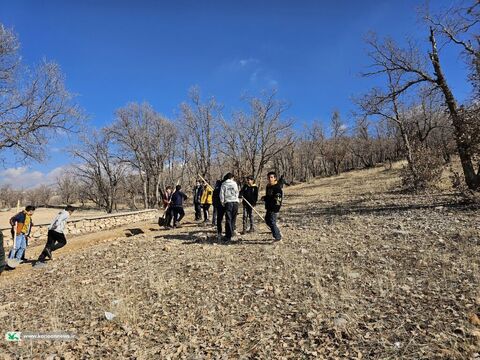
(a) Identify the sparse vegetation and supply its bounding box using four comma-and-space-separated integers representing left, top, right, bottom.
0, 163, 478, 358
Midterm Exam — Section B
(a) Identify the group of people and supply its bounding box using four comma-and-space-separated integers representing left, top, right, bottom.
160, 171, 284, 243
0, 205, 76, 273
0, 171, 285, 274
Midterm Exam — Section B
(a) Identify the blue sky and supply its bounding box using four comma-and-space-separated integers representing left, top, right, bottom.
0, 0, 472, 188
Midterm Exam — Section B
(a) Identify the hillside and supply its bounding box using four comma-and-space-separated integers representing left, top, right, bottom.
0, 163, 479, 359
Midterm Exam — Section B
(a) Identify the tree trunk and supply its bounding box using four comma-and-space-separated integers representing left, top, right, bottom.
429, 28, 480, 190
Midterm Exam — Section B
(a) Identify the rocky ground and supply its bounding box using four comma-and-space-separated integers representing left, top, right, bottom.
0, 163, 479, 359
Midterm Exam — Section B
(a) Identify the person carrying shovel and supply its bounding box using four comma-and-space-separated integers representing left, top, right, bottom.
7, 205, 35, 268
159, 185, 174, 229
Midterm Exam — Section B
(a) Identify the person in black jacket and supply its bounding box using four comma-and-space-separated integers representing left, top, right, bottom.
261, 171, 283, 241
193, 180, 203, 221
239, 175, 259, 234
211, 180, 221, 226
171, 185, 188, 228
212, 179, 225, 240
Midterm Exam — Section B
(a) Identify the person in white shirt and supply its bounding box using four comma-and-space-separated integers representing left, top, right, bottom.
220, 173, 239, 242
34, 205, 75, 267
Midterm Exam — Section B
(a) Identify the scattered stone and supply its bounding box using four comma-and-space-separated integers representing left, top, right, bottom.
333, 316, 348, 328
105, 312, 116, 321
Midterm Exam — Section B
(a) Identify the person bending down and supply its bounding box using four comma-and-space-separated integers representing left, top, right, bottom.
171, 185, 188, 228
34, 205, 75, 267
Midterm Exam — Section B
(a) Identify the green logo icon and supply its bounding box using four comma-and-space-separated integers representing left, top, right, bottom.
5, 332, 21, 342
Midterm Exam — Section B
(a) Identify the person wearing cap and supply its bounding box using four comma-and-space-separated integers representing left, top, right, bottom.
34, 205, 75, 267
239, 175, 258, 234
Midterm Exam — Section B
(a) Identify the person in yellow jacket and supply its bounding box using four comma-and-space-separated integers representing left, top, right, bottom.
8, 205, 35, 263
200, 183, 213, 223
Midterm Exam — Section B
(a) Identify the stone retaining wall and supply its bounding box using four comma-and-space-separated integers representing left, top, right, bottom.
1, 209, 158, 246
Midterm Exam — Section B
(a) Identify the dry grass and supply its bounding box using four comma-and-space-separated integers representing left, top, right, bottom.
0, 163, 479, 359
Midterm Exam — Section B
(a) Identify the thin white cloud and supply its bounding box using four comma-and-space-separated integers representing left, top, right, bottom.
249, 68, 278, 89
0, 166, 67, 189
239, 58, 260, 67
218, 57, 261, 72
217, 57, 279, 89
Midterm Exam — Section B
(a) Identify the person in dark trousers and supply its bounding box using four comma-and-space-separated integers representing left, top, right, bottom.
262, 171, 283, 241
212, 179, 224, 239
200, 183, 213, 223
34, 205, 75, 268
193, 180, 203, 221
0, 231, 5, 275
160, 186, 174, 229
171, 185, 188, 228
278, 174, 290, 188
220, 172, 239, 242
239, 175, 259, 234
9, 205, 35, 263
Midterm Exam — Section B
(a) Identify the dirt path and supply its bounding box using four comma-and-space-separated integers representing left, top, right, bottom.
0, 218, 212, 282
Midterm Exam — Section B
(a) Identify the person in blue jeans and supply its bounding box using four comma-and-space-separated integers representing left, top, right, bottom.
8, 205, 35, 263
261, 172, 283, 241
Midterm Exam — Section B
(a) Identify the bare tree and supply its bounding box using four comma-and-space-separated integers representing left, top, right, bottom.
221, 89, 293, 182
179, 86, 221, 180
0, 184, 23, 208
0, 23, 82, 162
324, 111, 349, 175
56, 169, 79, 205
425, 1, 479, 98
71, 131, 125, 213
350, 117, 376, 169
25, 184, 53, 207
362, 1, 480, 189
109, 102, 176, 208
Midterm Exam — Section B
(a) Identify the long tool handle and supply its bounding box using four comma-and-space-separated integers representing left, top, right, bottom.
198, 174, 265, 222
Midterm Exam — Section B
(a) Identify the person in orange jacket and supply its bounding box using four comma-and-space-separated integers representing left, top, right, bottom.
8, 205, 35, 263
